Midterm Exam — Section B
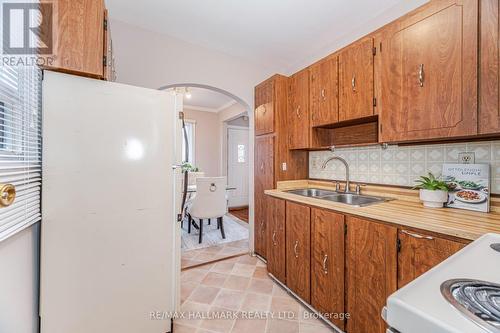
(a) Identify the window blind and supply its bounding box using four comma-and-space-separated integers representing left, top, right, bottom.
0, 63, 42, 242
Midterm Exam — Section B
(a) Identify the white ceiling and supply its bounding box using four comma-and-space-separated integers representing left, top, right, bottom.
106, 0, 428, 74
182, 87, 237, 112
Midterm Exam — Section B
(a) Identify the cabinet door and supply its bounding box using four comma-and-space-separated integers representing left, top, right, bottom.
480, 0, 500, 134
346, 217, 397, 333
289, 70, 310, 149
42, 0, 105, 78
398, 229, 466, 288
254, 136, 274, 258
311, 209, 345, 330
310, 57, 339, 126
266, 196, 286, 284
380, 1, 478, 142
286, 201, 311, 302
339, 38, 374, 122
255, 80, 275, 136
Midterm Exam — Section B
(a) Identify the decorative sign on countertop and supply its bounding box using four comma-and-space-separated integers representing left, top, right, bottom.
442, 164, 490, 213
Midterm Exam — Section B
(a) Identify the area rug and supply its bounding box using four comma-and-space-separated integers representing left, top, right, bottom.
181, 214, 249, 251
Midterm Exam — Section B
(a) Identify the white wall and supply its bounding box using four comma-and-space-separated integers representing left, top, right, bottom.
0, 224, 40, 333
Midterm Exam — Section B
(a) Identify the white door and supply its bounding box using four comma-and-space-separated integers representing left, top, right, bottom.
40, 71, 178, 333
227, 127, 249, 207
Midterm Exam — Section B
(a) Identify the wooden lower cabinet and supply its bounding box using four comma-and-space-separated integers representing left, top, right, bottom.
311, 208, 345, 330
346, 217, 398, 333
285, 201, 311, 302
266, 197, 286, 284
398, 229, 466, 288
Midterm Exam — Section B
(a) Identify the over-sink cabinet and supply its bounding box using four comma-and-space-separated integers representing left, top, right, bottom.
310, 56, 339, 127
379, 0, 478, 142
265, 196, 468, 332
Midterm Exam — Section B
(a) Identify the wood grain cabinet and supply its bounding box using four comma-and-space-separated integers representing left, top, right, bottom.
311, 208, 345, 330
288, 69, 310, 149
310, 57, 339, 127
285, 201, 311, 302
42, 0, 109, 79
266, 196, 286, 284
346, 216, 397, 333
398, 229, 465, 288
480, 0, 500, 134
339, 37, 375, 122
379, 0, 478, 142
255, 80, 275, 136
254, 136, 275, 258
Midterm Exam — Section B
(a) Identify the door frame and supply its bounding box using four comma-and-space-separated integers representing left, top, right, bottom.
226, 125, 250, 208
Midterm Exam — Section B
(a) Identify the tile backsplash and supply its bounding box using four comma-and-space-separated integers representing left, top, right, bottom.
309, 140, 500, 194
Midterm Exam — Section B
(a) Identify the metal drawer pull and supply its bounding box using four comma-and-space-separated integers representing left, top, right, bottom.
262, 106, 267, 114
351, 75, 356, 92
418, 64, 424, 87
294, 240, 299, 258
322, 254, 329, 274
260, 163, 264, 171
296, 106, 301, 118
272, 231, 277, 246
321, 89, 326, 100
260, 221, 265, 234
401, 230, 433, 240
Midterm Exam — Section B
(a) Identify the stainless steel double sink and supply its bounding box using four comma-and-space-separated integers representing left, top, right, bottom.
285, 188, 392, 207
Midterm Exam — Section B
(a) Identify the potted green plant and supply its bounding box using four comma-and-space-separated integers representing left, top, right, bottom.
414, 172, 449, 208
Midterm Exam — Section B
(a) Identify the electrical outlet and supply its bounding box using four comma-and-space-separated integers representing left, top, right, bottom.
282, 162, 287, 171
458, 152, 475, 164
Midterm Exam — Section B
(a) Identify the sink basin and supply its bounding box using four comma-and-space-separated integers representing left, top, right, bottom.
285, 188, 391, 207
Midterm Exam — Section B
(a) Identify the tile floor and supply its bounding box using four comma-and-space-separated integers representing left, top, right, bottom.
182, 239, 249, 270
178, 254, 334, 333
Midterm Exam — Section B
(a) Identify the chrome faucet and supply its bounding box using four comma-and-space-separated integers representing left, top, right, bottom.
322, 155, 351, 193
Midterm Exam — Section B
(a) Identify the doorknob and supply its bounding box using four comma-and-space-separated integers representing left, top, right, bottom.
0, 184, 16, 208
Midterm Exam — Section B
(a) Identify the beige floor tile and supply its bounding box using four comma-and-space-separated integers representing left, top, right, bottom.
195, 252, 221, 262
231, 317, 267, 333
237, 255, 258, 265
298, 306, 331, 327
231, 263, 256, 277
299, 322, 334, 333
188, 285, 221, 305
266, 319, 299, 333
213, 289, 245, 309
240, 292, 271, 312
200, 306, 236, 333
252, 266, 269, 280
181, 281, 199, 304
256, 260, 266, 268
173, 323, 199, 333
223, 275, 251, 291
182, 268, 209, 283
247, 279, 274, 295
270, 296, 301, 320
178, 301, 211, 327
271, 284, 289, 298
211, 261, 236, 274
201, 272, 229, 287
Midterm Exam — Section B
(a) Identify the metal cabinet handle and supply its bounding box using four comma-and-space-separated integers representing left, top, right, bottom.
0, 184, 16, 208
272, 231, 277, 246
260, 221, 265, 234
401, 229, 433, 240
262, 105, 267, 114
321, 89, 326, 100
294, 240, 299, 258
418, 64, 424, 87
351, 75, 356, 92
296, 105, 301, 118
322, 254, 329, 274
260, 163, 264, 171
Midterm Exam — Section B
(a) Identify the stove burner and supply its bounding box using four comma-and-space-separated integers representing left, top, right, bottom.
491, 243, 500, 253
441, 279, 500, 333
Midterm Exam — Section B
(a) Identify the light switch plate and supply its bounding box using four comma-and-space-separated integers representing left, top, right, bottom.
458, 152, 475, 164
282, 162, 287, 171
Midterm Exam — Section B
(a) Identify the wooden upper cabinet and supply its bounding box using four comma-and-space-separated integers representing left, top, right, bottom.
255, 80, 275, 136
311, 208, 345, 330
398, 229, 466, 288
288, 70, 310, 149
286, 201, 311, 302
480, 0, 500, 134
42, 0, 106, 78
266, 196, 286, 284
339, 38, 374, 122
254, 136, 275, 258
380, 0, 478, 142
346, 216, 397, 333
310, 57, 339, 127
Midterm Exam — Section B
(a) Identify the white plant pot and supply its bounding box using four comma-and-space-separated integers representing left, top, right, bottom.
419, 189, 448, 208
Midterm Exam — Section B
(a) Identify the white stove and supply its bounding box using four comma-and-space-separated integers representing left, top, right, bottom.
385, 233, 500, 333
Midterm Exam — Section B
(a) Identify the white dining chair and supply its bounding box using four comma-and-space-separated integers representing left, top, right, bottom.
186, 177, 228, 244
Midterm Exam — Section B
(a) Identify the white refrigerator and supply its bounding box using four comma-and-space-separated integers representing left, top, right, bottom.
40, 71, 181, 333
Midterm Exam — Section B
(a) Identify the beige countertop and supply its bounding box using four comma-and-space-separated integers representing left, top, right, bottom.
265, 180, 500, 241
